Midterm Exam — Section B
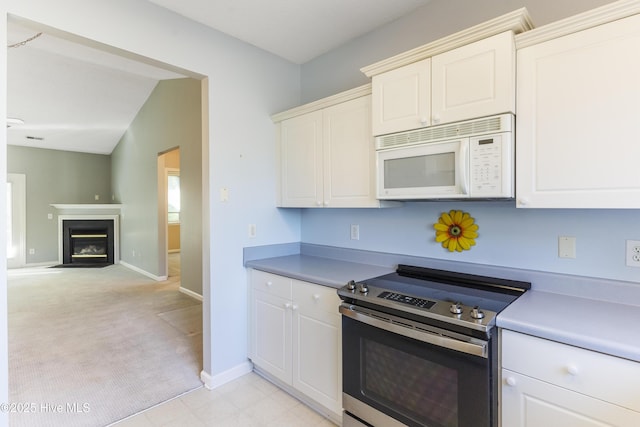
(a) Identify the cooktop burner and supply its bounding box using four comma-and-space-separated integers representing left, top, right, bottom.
338, 264, 530, 335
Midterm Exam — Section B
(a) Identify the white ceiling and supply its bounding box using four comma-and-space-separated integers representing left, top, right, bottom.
6, 0, 431, 154
147, 0, 432, 64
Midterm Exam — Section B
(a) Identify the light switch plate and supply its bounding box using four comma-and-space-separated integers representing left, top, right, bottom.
558, 236, 576, 259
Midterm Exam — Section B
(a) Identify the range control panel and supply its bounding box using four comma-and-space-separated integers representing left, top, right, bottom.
378, 291, 436, 309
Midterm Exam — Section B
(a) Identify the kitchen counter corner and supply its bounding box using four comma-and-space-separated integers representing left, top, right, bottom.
245, 254, 394, 288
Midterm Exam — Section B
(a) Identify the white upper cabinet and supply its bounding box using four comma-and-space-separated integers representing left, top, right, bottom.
371, 58, 431, 136
275, 86, 396, 208
431, 31, 515, 126
279, 111, 323, 207
322, 95, 378, 207
516, 12, 640, 208
370, 31, 516, 136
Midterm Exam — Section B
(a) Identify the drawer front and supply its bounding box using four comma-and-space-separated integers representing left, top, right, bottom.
251, 270, 292, 300
502, 329, 640, 412
292, 280, 341, 315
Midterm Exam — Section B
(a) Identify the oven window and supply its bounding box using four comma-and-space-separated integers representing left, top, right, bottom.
363, 340, 458, 427
384, 153, 455, 189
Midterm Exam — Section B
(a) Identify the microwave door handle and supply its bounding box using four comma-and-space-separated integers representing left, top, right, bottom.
459, 140, 469, 195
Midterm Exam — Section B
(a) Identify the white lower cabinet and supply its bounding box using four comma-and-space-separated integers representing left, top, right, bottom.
249, 269, 342, 420
501, 330, 640, 426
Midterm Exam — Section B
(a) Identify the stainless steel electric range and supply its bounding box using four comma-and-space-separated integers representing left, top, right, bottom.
338, 264, 530, 427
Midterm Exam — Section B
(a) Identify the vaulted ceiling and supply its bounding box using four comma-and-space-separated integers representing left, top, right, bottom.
6, 0, 431, 154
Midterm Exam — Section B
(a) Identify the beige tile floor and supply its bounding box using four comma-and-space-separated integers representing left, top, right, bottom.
110, 372, 338, 427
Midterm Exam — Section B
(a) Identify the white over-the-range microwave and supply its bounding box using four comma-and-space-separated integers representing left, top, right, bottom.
376, 113, 514, 200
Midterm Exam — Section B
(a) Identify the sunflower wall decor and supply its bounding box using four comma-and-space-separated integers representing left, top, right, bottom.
433, 210, 478, 252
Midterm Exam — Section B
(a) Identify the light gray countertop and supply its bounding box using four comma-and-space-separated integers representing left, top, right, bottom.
245, 254, 394, 289
245, 243, 640, 363
498, 290, 640, 363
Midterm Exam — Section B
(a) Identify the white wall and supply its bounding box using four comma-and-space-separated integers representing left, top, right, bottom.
1, 1, 301, 423
0, 13, 8, 424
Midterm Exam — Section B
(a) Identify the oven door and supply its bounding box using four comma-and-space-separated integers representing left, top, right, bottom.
341, 304, 496, 427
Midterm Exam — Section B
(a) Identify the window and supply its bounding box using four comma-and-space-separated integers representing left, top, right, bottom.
167, 172, 180, 224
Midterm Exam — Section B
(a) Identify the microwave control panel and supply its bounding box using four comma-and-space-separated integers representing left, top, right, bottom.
469, 133, 513, 197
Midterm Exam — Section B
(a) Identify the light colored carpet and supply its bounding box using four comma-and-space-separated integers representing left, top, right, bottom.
7, 259, 203, 427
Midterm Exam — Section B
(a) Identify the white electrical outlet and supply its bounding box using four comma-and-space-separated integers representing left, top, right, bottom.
29, 248, 35, 255
350, 224, 360, 240
626, 240, 640, 267
248, 224, 257, 238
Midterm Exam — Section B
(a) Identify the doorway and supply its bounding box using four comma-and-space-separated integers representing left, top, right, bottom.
159, 147, 181, 279
4, 16, 210, 424
6, 173, 25, 269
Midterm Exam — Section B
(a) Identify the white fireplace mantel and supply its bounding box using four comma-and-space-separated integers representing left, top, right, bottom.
51, 203, 122, 211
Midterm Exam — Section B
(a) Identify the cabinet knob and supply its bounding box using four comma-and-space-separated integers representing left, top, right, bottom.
517, 198, 529, 207
284, 303, 292, 309
505, 376, 517, 387
266, 281, 273, 288
323, 201, 329, 207
316, 201, 322, 206
566, 365, 579, 376
313, 294, 320, 301
432, 115, 441, 124
420, 117, 428, 126
292, 304, 299, 311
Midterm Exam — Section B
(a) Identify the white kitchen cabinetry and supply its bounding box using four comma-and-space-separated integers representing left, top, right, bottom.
501, 330, 640, 426
371, 58, 431, 136
276, 87, 389, 208
515, 12, 640, 208
249, 269, 342, 420
278, 110, 323, 208
371, 31, 515, 136
431, 31, 514, 127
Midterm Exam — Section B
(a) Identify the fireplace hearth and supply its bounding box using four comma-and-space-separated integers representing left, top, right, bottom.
62, 219, 115, 265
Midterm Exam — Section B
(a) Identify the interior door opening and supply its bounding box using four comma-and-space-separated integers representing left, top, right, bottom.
6, 173, 26, 269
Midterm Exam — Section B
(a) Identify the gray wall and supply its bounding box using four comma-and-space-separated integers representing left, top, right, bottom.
7, 146, 111, 263
300, 0, 617, 103
111, 78, 203, 294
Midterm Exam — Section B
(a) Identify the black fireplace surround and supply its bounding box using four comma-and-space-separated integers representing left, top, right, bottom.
62, 219, 115, 265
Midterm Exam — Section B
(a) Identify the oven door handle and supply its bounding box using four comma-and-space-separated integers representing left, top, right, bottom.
340, 303, 488, 358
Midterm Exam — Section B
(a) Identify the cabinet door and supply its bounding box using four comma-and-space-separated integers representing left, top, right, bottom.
251, 290, 292, 384
279, 111, 323, 207
371, 58, 431, 136
323, 95, 378, 207
292, 281, 342, 417
431, 31, 514, 125
502, 369, 640, 427
516, 14, 640, 208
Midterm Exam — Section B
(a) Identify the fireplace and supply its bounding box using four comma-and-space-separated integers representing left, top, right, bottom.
56, 213, 120, 266
62, 219, 114, 265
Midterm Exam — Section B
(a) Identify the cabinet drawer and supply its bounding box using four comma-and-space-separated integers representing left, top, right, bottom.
251, 270, 292, 300
293, 280, 341, 315
502, 330, 640, 412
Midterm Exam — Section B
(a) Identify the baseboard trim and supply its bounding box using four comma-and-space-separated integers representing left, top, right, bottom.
200, 361, 253, 390
22, 261, 58, 268
119, 261, 167, 281
179, 287, 203, 301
